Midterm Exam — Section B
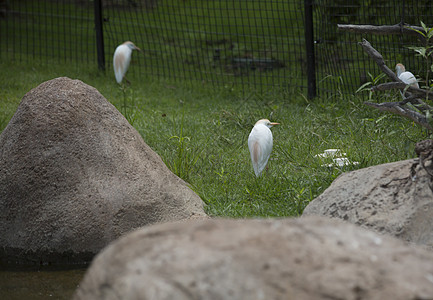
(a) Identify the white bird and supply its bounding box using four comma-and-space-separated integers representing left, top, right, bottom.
395, 63, 419, 89
113, 41, 141, 84
248, 119, 279, 177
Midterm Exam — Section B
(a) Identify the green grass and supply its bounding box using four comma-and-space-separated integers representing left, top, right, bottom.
0, 59, 429, 218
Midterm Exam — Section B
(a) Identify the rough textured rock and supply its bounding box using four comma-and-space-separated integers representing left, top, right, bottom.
303, 159, 433, 249
74, 217, 433, 300
0, 77, 206, 264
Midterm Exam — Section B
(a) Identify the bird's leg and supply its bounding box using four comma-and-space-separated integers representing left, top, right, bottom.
120, 83, 128, 116
124, 77, 131, 86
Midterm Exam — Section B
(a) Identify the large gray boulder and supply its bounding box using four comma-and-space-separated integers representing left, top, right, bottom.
303, 158, 433, 249
0, 77, 206, 264
74, 217, 433, 300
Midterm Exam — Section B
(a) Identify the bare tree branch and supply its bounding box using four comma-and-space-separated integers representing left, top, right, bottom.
360, 39, 433, 99
359, 39, 399, 81
372, 82, 408, 92
357, 39, 433, 131
372, 82, 433, 98
369, 85, 432, 113
338, 23, 426, 37
365, 101, 433, 131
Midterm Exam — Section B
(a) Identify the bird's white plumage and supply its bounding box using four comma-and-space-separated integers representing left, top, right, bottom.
113, 41, 141, 84
248, 119, 279, 177
395, 63, 419, 88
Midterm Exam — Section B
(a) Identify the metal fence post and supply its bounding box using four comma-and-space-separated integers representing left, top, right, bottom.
304, 0, 316, 99
94, 0, 105, 71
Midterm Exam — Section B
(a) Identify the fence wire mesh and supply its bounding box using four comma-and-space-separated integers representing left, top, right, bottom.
314, 0, 433, 94
1, 0, 433, 97
103, 0, 307, 95
1, 1, 96, 64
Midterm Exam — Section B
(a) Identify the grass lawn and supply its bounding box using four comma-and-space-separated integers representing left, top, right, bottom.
0, 59, 429, 218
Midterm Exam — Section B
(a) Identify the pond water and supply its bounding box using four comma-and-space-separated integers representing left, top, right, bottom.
0, 264, 87, 299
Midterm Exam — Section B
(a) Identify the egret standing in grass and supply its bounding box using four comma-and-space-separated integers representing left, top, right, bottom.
113, 41, 141, 84
395, 63, 419, 91
248, 119, 279, 177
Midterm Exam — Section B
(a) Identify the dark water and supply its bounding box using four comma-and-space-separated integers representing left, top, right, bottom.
0, 264, 87, 300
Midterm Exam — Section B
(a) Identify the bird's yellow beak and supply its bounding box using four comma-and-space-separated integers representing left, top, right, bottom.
270, 122, 280, 126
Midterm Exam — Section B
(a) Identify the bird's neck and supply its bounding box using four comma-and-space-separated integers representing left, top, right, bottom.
396, 67, 404, 77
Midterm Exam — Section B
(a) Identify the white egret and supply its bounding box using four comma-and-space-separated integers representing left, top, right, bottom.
113, 41, 141, 84
248, 119, 279, 177
395, 63, 419, 89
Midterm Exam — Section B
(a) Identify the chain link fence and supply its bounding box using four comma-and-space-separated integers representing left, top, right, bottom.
102, 0, 306, 95
1, 0, 433, 96
0, 1, 96, 63
315, 0, 433, 94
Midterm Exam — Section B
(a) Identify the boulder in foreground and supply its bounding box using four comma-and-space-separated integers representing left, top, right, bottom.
0, 77, 206, 264
303, 158, 433, 249
74, 217, 433, 300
